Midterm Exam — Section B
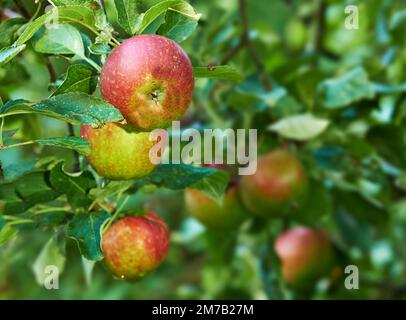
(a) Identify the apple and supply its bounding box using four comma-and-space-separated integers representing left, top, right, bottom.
100, 34, 194, 130
80, 122, 160, 180
185, 186, 248, 229
184, 163, 247, 229
102, 211, 170, 280
275, 227, 335, 287
239, 149, 307, 218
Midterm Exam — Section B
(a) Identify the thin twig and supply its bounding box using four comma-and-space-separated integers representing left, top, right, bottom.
44, 57, 81, 172
313, 0, 339, 61
314, 0, 327, 54
44, 56, 57, 82
99, 0, 107, 15
14, 0, 30, 19
29, 1, 42, 22
238, 0, 272, 91
67, 123, 81, 172
221, 39, 245, 65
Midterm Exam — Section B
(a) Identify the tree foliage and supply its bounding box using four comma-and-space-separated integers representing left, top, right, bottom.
0, 0, 405, 300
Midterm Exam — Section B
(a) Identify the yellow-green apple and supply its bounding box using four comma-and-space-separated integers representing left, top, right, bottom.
185, 186, 248, 229
80, 122, 160, 180
100, 34, 194, 130
102, 212, 170, 280
184, 163, 248, 229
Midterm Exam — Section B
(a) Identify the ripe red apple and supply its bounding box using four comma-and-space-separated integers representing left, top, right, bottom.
185, 186, 248, 229
239, 149, 307, 218
100, 34, 194, 130
102, 212, 170, 280
275, 227, 335, 287
80, 122, 160, 180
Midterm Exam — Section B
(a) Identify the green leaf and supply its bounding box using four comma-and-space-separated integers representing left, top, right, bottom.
0, 215, 5, 231
136, 0, 194, 34
389, 9, 406, 30
1, 161, 37, 181
114, 0, 140, 35
81, 256, 96, 286
57, 5, 96, 27
367, 126, 406, 168
190, 169, 230, 204
0, 45, 26, 67
49, 162, 96, 210
1, 159, 58, 182
89, 181, 133, 199
390, 199, 406, 221
0, 99, 30, 113
268, 113, 330, 141
32, 236, 66, 286
94, 7, 114, 36
35, 137, 90, 155
336, 190, 388, 225
33, 23, 84, 57
53, 0, 93, 5
157, 3, 200, 42
52, 64, 97, 96
0, 224, 18, 246
259, 87, 287, 108
0, 17, 27, 48
88, 43, 111, 55
194, 66, 243, 82
2, 173, 60, 216
15, 11, 53, 46
33, 93, 123, 126
317, 67, 375, 109
137, 164, 220, 190
32, 209, 73, 227
15, 6, 95, 46
1, 129, 18, 145
0, 183, 32, 215
13, 172, 61, 206
67, 211, 110, 261
395, 172, 406, 191
1, 93, 123, 126
373, 82, 406, 94
294, 180, 332, 224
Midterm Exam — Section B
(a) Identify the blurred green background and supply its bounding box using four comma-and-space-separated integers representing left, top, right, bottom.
1, 0, 406, 300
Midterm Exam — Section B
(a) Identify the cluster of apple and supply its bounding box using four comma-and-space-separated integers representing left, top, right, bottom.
185, 150, 337, 289
81, 35, 194, 280
84, 34, 336, 288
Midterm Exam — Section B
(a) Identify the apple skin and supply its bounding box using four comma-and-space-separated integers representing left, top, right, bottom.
100, 34, 194, 130
275, 227, 334, 287
239, 149, 307, 218
185, 186, 248, 229
102, 212, 170, 280
80, 122, 159, 180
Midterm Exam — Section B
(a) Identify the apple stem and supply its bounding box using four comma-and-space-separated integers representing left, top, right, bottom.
33, 207, 71, 215
81, 56, 102, 73
102, 195, 130, 233
0, 117, 4, 146
28, 1, 42, 23
1, 140, 36, 150
3, 216, 35, 225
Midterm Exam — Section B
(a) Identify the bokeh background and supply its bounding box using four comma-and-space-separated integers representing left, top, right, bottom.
1, 0, 406, 299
